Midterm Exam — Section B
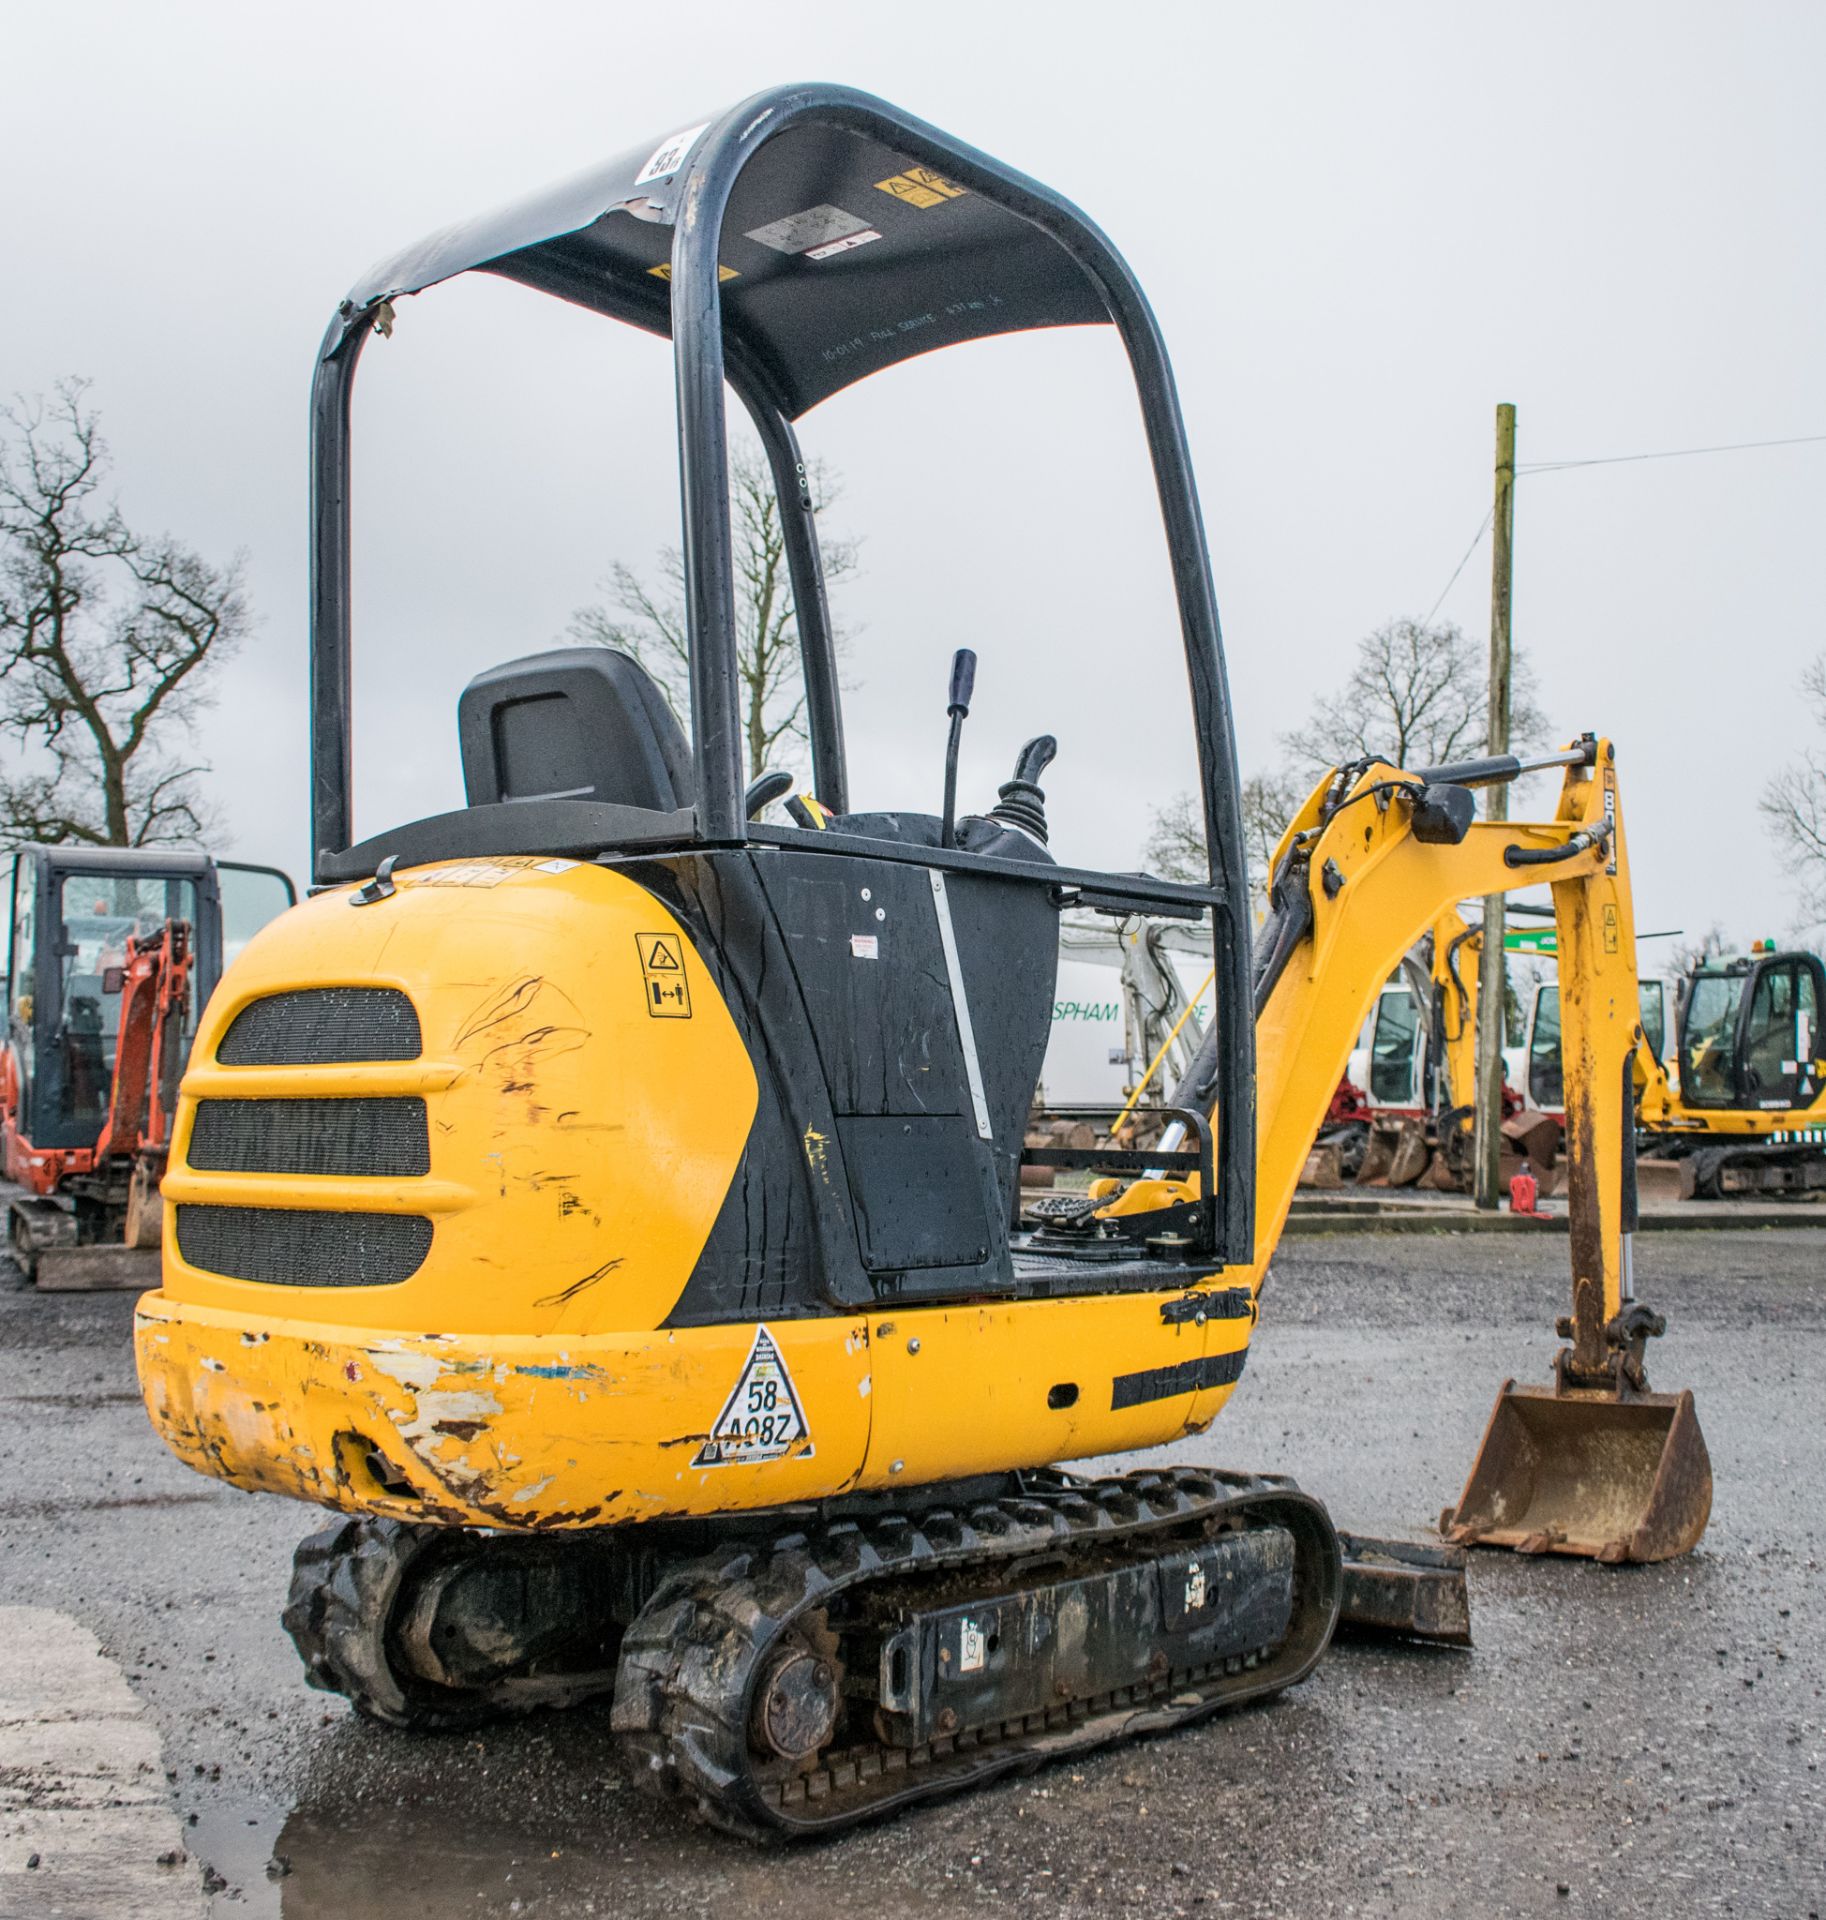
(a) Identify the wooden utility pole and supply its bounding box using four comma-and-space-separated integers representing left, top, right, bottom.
1473, 403, 1517, 1210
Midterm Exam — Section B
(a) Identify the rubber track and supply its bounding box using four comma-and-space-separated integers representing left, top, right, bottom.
610, 1467, 1341, 1840
283, 1516, 615, 1731
1685, 1140, 1825, 1199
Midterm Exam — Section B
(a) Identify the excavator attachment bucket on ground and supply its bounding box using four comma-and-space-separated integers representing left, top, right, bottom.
1442, 1379, 1712, 1564
1357, 1118, 1430, 1188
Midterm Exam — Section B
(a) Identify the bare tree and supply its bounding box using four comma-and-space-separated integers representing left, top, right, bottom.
1280, 616, 1546, 778
1670, 925, 1727, 975
0, 381, 248, 848
1761, 656, 1826, 919
1141, 615, 1550, 910
1143, 769, 1306, 909
569, 446, 858, 785
1142, 789, 1205, 887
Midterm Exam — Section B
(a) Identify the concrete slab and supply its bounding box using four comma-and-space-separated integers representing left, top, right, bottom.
0, 1607, 202, 1919
1287, 1185, 1826, 1234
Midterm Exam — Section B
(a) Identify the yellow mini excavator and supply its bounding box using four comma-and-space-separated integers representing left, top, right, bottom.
1636, 945, 1826, 1196
134, 86, 1711, 1838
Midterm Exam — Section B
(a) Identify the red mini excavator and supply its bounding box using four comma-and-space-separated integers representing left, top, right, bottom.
3, 844, 293, 1287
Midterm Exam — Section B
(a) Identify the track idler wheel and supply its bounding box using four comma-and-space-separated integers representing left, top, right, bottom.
750, 1617, 843, 1763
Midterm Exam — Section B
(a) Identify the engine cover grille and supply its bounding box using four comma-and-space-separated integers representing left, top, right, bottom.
187, 1097, 430, 1178
217, 987, 422, 1065
174, 1205, 433, 1287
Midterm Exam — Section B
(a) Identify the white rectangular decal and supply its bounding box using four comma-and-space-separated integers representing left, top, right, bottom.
746, 204, 869, 255
806, 229, 882, 261
635, 123, 709, 187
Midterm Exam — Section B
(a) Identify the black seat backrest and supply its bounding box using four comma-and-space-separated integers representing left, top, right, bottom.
458, 648, 693, 813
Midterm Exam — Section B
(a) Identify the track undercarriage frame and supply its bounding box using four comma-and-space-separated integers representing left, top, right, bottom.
283, 1466, 1467, 1838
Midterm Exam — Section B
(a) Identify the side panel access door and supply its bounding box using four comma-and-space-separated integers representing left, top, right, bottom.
753, 848, 1056, 1300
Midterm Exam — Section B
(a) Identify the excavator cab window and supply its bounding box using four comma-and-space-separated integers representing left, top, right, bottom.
1368, 987, 1420, 1105
1681, 967, 1750, 1107
1527, 976, 1666, 1113
215, 863, 297, 967
1639, 979, 1668, 1063
6, 853, 35, 1029
4, 854, 40, 1138
50, 873, 198, 1138
1528, 987, 1565, 1110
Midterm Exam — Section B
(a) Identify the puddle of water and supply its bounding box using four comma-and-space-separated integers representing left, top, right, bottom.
191, 1791, 289, 1918
272, 1808, 637, 1919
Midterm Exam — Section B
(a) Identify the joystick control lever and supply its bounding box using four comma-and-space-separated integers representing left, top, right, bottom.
939, 648, 977, 850
988, 735, 1058, 845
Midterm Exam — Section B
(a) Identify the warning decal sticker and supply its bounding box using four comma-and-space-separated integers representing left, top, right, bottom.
745, 204, 871, 255
805, 229, 882, 261
398, 856, 575, 889
410, 863, 519, 889
875, 167, 966, 209
692, 1325, 814, 1467
648, 262, 741, 283
635, 931, 692, 1019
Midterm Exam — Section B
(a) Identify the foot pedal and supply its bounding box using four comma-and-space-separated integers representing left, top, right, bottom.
1335, 1532, 1471, 1647
1022, 1193, 1101, 1228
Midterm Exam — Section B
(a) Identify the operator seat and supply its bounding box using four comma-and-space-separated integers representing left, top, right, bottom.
458, 647, 692, 813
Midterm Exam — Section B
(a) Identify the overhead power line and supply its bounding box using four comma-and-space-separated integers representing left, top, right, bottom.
1420, 429, 1826, 621
1519, 430, 1826, 475
1422, 508, 1493, 625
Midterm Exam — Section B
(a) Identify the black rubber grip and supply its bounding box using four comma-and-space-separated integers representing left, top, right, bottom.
947, 648, 977, 715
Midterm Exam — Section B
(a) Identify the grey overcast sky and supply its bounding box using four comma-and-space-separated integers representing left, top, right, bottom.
4, 1, 1822, 948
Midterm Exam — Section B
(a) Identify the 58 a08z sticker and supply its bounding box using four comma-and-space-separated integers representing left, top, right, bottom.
692, 1326, 814, 1467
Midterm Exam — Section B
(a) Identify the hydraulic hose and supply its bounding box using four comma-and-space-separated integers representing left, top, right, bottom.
1503, 824, 1610, 869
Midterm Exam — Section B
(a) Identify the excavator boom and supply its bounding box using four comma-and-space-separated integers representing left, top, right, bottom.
1107, 734, 1711, 1562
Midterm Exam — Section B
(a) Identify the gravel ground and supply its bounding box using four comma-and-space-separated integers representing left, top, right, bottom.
1, 1229, 1820, 1919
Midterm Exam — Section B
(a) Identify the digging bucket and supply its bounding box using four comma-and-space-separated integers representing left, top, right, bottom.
1442, 1379, 1712, 1564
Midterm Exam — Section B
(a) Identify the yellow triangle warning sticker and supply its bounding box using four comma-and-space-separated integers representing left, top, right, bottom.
693, 1326, 813, 1468
635, 932, 692, 1017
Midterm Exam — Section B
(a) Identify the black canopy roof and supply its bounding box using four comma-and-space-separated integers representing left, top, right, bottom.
343, 88, 1112, 419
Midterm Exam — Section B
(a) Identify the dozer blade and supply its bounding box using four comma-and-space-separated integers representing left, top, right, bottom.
1336, 1532, 1471, 1646
1442, 1379, 1712, 1564
32, 1245, 161, 1292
